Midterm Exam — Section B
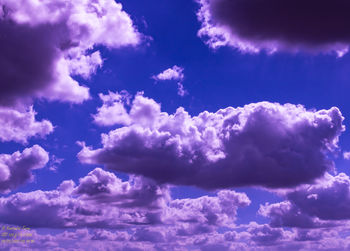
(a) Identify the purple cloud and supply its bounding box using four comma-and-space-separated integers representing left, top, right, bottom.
0, 145, 49, 193
5, 220, 350, 251
247, 222, 292, 246
197, 0, 350, 55
80, 94, 344, 189
93, 91, 132, 127
343, 151, 350, 160
260, 172, 350, 229
0, 168, 168, 228
288, 173, 350, 220
259, 200, 332, 229
0, 167, 249, 231
0, 106, 53, 144
152, 66, 187, 96
93, 92, 161, 127
0, 0, 140, 106
152, 66, 184, 82
167, 190, 250, 232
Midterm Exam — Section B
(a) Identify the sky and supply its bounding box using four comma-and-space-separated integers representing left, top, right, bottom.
1, 0, 350, 250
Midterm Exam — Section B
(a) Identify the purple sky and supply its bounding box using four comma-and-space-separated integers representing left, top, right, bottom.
1, 0, 350, 250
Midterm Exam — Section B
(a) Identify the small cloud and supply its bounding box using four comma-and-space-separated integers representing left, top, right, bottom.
344, 151, 350, 160
152, 65, 184, 81
152, 66, 187, 96
48, 155, 64, 172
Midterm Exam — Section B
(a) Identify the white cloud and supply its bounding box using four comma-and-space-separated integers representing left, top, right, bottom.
152, 66, 187, 96
0, 106, 53, 144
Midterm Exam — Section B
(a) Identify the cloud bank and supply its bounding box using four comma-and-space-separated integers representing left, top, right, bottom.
197, 0, 350, 55
81, 93, 344, 189
0, 167, 249, 230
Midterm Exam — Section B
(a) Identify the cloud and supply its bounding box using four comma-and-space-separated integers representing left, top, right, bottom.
344, 151, 350, 160
260, 172, 350, 228
93, 91, 160, 127
80, 94, 344, 189
152, 66, 187, 96
0, 145, 49, 193
259, 200, 333, 229
246, 222, 292, 246
5, 218, 350, 251
152, 66, 184, 82
0, 222, 300, 251
0, 0, 140, 106
166, 190, 250, 233
0, 167, 249, 231
93, 91, 132, 127
197, 0, 350, 55
0, 106, 53, 144
0, 168, 168, 228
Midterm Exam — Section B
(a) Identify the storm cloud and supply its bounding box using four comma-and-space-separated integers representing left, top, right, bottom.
197, 0, 350, 54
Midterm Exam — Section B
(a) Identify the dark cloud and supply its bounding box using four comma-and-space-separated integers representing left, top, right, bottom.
80, 94, 344, 189
0, 21, 61, 106
287, 173, 350, 221
197, 0, 350, 54
259, 201, 332, 228
260, 173, 350, 228
0, 0, 140, 106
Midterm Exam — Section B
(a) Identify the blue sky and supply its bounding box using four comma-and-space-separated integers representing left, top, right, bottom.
2, 0, 350, 250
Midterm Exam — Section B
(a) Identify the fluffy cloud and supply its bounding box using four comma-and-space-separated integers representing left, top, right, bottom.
0, 168, 167, 228
0, 145, 49, 193
93, 91, 132, 127
344, 151, 350, 160
93, 91, 160, 127
166, 190, 250, 234
0, 222, 314, 251
5, 219, 350, 251
80, 94, 344, 189
197, 0, 350, 55
259, 200, 333, 229
152, 66, 184, 82
0, 167, 249, 230
260, 173, 350, 228
0, 0, 140, 106
0, 106, 53, 144
152, 66, 187, 96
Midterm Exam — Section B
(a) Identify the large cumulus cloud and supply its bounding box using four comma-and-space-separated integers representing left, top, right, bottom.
0, 145, 49, 193
197, 0, 350, 55
80, 93, 344, 189
0, 0, 140, 106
